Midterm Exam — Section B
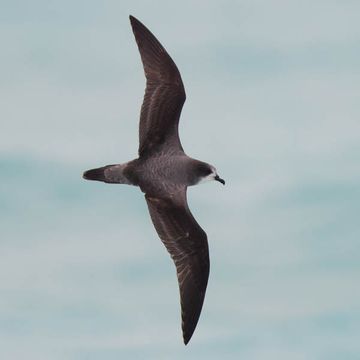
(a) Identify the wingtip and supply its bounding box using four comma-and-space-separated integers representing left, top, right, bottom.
129, 15, 142, 36
183, 328, 195, 345
129, 14, 139, 27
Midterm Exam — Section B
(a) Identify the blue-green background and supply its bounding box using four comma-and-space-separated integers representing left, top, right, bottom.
1, 1, 359, 359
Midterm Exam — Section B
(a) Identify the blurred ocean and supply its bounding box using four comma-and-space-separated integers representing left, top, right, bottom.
1, 1, 360, 359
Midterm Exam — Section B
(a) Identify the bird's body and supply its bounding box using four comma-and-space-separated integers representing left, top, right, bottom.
83, 15, 224, 345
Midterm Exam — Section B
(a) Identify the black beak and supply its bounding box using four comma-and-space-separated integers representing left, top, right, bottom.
215, 175, 225, 185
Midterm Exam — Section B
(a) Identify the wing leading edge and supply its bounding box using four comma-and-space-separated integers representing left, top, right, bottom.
145, 189, 209, 344
130, 15, 186, 157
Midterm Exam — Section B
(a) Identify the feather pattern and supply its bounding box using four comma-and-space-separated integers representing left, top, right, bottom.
145, 189, 209, 344
130, 16, 186, 156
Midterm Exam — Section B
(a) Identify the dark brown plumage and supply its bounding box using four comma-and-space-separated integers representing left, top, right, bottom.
145, 190, 209, 345
129, 16, 211, 343
130, 15, 186, 157
83, 15, 225, 345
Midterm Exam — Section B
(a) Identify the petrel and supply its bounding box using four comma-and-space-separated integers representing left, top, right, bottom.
83, 15, 225, 345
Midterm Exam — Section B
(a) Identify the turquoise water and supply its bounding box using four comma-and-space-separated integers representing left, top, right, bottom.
1, 1, 360, 358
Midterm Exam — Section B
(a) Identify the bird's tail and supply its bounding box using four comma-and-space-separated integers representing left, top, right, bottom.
83, 164, 133, 185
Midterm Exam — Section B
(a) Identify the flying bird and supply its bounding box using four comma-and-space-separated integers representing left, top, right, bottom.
83, 15, 225, 345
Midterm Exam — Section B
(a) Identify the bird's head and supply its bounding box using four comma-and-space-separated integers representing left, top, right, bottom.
195, 162, 225, 186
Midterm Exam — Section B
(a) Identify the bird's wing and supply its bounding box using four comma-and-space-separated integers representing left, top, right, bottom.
130, 15, 186, 157
145, 188, 209, 345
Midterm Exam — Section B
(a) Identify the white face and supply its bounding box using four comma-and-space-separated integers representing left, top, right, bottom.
198, 166, 218, 185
